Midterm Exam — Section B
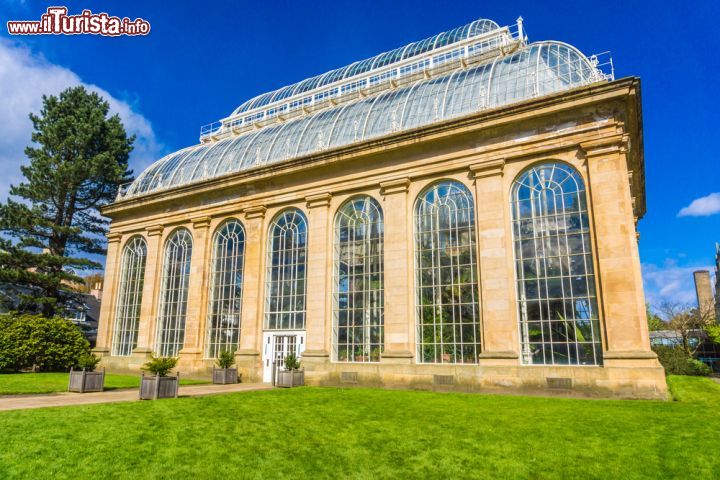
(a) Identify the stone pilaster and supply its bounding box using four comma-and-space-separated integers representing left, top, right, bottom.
235, 206, 266, 382
379, 178, 414, 363
133, 225, 164, 361
469, 160, 519, 365
303, 193, 333, 365
93, 231, 122, 356
179, 217, 212, 368
582, 135, 658, 367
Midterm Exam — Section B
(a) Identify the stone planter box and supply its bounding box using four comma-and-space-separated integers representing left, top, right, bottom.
276, 369, 304, 388
68, 368, 105, 393
213, 367, 238, 384
139, 373, 179, 400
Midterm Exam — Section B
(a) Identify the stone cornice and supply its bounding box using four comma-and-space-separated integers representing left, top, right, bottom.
145, 225, 164, 237
305, 192, 332, 209
244, 206, 267, 220
379, 178, 411, 196
106, 232, 122, 244
191, 216, 212, 229
469, 158, 505, 179
580, 134, 629, 158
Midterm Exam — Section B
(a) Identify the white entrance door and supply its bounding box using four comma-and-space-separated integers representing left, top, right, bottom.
262, 331, 305, 383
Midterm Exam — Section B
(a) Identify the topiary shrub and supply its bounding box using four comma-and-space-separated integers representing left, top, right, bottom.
75, 353, 101, 372
0, 313, 90, 372
142, 356, 178, 377
216, 350, 235, 369
652, 345, 711, 376
284, 353, 301, 371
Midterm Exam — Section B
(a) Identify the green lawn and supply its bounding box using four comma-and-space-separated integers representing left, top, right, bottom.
0, 372, 207, 395
0, 375, 718, 479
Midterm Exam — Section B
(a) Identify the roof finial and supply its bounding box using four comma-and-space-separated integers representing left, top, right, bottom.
516, 16, 524, 44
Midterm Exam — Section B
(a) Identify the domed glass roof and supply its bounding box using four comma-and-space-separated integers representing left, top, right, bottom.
230, 18, 500, 117
123, 21, 610, 199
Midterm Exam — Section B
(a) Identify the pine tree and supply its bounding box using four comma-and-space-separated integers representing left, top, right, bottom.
0, 86, 134, 317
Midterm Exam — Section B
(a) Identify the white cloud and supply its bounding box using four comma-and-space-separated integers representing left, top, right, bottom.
678, 192, 720, 217
642, 258, 715, 308
0, 38, 161, 199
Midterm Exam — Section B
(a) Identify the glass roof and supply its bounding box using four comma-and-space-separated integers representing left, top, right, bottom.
126, 39, 608, 198
229, 18, 500, 117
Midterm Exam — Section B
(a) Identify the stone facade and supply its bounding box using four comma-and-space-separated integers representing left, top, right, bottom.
94, 78, 667, 399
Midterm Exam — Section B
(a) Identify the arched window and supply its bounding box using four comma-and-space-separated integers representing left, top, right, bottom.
511, 162, 602, 365
333, 197, 384, 362
156, 229, 193, 357
414, 181, 481, 364
111, 236, 147, 356
205, 220, 245, 359
265, 209, 307, 330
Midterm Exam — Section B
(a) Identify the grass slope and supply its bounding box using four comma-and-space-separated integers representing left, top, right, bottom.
0, 372, 207, 395
0, 376, 717, 479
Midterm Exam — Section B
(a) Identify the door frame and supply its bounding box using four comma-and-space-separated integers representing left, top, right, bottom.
261, 331, 306, 383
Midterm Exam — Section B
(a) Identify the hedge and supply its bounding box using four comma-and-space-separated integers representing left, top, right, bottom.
0, 313, 90, 372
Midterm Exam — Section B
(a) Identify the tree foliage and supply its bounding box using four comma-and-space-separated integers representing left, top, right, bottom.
0, 313, 90, 372
707, 324, 720, 345
646, 304, 666, 331
0, 86, 133, 316
656, 301, 715, 357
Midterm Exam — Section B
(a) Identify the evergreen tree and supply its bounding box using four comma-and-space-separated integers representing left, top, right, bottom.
0, 86, 134, 317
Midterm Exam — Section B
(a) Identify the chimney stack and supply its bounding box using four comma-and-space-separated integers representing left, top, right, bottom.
90, 282, 103, 301
694, 270, 714, 320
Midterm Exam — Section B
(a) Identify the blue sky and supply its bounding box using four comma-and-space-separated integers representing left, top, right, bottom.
1, 0, 718, 306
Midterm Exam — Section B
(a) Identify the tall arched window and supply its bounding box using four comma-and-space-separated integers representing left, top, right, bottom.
156, 228, 193, 357
414, 181, 481, 364
112, 236, 147, 356
511, 162, 602, 365
265, 209, 307, 330
333, 196, 384, 362
205, 220, 246, 359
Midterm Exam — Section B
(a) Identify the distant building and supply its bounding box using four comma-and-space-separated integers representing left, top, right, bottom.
0, 281, 102, 347
66, 284, 103, 347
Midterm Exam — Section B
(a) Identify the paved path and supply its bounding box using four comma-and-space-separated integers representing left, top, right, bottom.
0, 383, 272, 412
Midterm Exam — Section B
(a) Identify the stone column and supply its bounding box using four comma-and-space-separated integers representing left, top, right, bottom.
582, 135, 658, 367
93, 232, 122, 356
133, 225, 164, 363
470, 160, 519, 365
236, 206, 266, 382
379, 178, 414, 363
303, 193, 333, 366
179, 217, 212, 369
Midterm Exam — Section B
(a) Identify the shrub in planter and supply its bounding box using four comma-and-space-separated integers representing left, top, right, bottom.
276, 353, 304, 388
0, 313, 90, 372
68, 354, 105, 393
76, 353, 101, 371
652, 345, 712, 376
213, 350, 238, 384
140, 356, 179, 400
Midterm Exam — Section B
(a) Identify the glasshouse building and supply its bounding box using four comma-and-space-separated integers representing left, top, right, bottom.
94, 17, 666, 398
